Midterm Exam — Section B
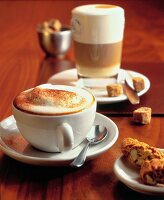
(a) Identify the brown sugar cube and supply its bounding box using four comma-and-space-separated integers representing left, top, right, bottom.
39, 21, 49, 30
49, 19, 62, 31
106, 84, 123, 97
133, 107, 152, 124
132, 77, 145, 92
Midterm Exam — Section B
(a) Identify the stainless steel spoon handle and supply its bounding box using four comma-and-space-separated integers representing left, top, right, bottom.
70, 141, 91, 167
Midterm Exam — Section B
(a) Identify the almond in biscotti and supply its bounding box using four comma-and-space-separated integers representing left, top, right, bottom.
121, 138, 164, 167
133, 107, 152, 124
132, 77, 145, 92
106, 84, 123, 97
140, 158, 164, 185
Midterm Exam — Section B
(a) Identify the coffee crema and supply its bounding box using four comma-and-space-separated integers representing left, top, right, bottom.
13, 85, 94, 115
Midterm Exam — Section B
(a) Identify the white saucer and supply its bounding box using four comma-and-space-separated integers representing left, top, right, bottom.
48, 68, 150, 104
114, 155, 164, 195
0, 113, 118, 166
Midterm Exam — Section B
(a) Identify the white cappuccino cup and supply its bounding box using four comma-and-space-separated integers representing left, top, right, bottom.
13, 84, 96, 152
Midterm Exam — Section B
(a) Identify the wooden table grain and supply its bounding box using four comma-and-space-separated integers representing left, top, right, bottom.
0, 1, 164, 200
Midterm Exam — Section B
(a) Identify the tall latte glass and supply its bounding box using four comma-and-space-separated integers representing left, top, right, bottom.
72, 4, 125, 82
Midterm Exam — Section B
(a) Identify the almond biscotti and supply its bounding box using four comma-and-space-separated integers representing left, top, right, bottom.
140, 158, 164, 185
121, 138, 164, 167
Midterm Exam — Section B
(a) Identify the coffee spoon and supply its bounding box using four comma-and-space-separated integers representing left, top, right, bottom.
70, 125, 108, 167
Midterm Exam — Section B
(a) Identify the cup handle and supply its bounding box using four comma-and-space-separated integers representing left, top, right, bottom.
56, 123, 74, 152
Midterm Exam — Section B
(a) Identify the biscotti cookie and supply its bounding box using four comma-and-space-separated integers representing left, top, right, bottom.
121, 138, 164, 167
133, 107, 152, 124
106, 84, 123, 97
140, 158, 164, 185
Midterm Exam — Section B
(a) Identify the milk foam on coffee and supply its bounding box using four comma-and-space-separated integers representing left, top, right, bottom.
72, 4, 124, 44
13, 84, 94, 115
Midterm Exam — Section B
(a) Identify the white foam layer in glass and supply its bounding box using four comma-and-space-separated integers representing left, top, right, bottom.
72, 4, 125, 44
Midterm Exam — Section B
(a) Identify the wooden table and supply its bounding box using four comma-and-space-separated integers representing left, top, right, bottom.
0, 1, 164, 199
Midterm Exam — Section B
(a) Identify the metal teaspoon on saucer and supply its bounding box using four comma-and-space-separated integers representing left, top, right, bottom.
70, 125, 108, 167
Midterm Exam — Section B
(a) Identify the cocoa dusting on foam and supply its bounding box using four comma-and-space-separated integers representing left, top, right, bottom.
95, 5, 117, 9
13, 87, 91, 115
